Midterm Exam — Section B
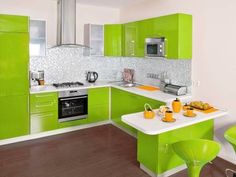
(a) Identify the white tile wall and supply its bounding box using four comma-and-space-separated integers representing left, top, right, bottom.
30, 47, 191, 87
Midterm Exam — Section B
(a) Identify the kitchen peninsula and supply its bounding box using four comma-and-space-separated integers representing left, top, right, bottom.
122, 109, 228, 177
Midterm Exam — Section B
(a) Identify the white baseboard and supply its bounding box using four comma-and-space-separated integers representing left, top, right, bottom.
0, 121, 110, 146
110, 121, 137, 138
140, 163, 187, 177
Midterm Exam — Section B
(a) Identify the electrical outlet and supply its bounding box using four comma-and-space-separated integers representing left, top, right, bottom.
147, 73, 159, 79
192, 81, 201, 87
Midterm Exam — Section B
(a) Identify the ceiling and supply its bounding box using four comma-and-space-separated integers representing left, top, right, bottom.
76, 0, 147, 8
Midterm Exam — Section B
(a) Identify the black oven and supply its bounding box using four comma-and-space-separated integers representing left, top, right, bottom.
58, 89, 88, 122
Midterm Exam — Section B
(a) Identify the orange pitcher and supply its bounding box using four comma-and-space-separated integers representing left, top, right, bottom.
172, 98, 182, 113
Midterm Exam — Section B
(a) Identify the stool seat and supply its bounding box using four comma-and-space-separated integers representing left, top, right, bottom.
172, 139, 221, 177
224, 126, 236, 152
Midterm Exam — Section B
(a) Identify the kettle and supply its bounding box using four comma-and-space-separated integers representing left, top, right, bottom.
86, 71, 98, 83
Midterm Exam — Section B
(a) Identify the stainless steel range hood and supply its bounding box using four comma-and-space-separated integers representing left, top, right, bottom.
52, 0, 89, 48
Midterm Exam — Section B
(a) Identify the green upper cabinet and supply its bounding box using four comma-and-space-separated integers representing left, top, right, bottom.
146, 13, 192, 59
0, 14, 29, 33
104, 13, 192, 59
124, 22, 140, 57
104, 24, 123, 57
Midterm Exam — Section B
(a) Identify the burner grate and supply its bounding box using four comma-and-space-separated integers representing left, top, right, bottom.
53, 82, 84, 88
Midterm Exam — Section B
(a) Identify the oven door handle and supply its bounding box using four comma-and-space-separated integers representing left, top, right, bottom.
59, 96, 88, 101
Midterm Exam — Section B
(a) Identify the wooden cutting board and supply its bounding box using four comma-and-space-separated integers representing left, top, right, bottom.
136, 85, 160, 91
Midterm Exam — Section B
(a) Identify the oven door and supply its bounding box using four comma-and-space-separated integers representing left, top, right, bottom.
58, 95, 88, 122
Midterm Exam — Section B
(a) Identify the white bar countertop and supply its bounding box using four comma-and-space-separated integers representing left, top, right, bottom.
122, 109, 228, 135
30, 80, 191, 103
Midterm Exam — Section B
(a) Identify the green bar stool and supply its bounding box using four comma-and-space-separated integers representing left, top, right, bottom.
224, 126, 236, 177
224, 126, 236, 152
172, 139, 221, 177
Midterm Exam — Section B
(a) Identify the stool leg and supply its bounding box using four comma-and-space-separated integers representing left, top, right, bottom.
187, 165, 202, 177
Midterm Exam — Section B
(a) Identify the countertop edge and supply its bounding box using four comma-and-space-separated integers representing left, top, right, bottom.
121, 111, 228, 135
30, 82, 192, 103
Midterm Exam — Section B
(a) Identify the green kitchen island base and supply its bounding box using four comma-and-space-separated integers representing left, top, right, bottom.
137, 120, 213, 177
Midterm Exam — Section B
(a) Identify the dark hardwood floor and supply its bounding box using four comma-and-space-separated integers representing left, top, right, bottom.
0, 125, 235, 177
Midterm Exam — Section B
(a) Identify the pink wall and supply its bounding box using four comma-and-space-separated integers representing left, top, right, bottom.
0, 0, 120, 45
120, 0, 236, 163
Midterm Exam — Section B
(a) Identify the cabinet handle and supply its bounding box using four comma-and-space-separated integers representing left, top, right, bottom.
40, 113, 54, 118
36, 103, 54, 108
35, 94, 53, 98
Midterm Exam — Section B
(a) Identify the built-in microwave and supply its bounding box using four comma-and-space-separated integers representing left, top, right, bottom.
145, 38, 165, 58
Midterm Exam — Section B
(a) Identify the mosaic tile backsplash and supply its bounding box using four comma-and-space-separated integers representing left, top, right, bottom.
30, 48, 192, 87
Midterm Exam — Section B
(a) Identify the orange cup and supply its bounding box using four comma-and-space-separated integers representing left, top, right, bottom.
165, 111, 173, 121
186, 108, 194, 116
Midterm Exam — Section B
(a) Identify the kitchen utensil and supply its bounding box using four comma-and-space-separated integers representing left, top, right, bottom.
157, 106, 170, 117
185, 108, 195, 117
143, 103, 155, 119
183, 112, 197, 117
164, 110, 174, 121
137, 85, 160, 91
86, 71, 98, 83
162, 117, 176, 122
122, 68, 134, 83
172, 98, 182, 113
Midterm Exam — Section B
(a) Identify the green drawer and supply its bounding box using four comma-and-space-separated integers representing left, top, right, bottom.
31, 92, 58, 103
30, 92, 58, 113
31, 111, 58, 134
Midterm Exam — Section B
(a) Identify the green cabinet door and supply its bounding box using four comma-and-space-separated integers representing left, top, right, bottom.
111, 88, 165, 134
88, 87, 109, 123
104, 24, 123, 56
124, 22, 140, 57
0, 32, 29, 96
30, 93, 58, 133
0, 95, 29, 139
0, 14, 29, 33
146, 13, 192, 59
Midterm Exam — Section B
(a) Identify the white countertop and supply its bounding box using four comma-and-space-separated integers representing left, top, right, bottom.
30, 80, 191, 103
122, 109, 228, 135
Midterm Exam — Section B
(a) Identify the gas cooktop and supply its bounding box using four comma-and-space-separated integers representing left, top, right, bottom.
53, 82, 84, 88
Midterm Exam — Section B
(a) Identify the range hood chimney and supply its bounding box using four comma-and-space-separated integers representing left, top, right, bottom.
54, 0, 89, 48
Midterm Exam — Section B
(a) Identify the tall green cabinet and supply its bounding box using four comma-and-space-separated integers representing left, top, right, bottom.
0, 14, 29, 139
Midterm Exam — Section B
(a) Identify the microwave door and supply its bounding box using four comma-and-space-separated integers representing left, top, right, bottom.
147, 44, 158, 56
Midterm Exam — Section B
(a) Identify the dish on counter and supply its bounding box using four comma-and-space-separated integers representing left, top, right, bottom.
183, 112, 197, 117
162, 118, 176, 123
189, 101, 212, 110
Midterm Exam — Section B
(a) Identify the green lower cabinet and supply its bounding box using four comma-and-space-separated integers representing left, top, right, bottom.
87, 87, 109, 123
137, 120, 214, 175
31, 112, 58, 134
88, 104, 109, 123
111, 88, 165, 134
30, 92, 58, 133
0, 95, 29, 139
